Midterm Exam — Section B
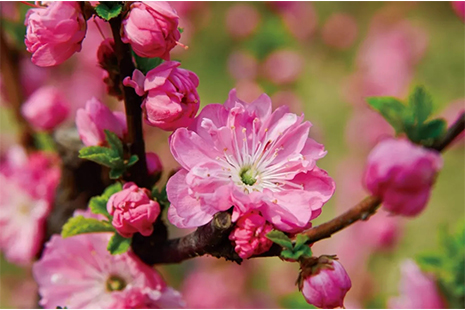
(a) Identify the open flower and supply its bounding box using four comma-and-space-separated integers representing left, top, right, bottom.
364, 138, 443, 216
122, 1, 180, 60
33, 227, 184, 308
25, 1, 86, 67
167, 89, 335, 233
107, 182, 160, 238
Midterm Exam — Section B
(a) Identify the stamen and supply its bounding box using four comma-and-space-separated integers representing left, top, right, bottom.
176, 41, 189, 50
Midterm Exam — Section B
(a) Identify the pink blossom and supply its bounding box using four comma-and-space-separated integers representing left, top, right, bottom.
300, 257, 352, 309
146, 152, 163, 176
227, 51, 259, 81
24, 1, 86, 67
21, 86, 69, 131
75, 97, 127, 146
125, 62, 200, 131
262, 50, 304, 85
167, 89, 335, 233
0, 147, 60, 266
225, 4, 260, 39
452, 1, 465, 21
33, 231, 184, 308
229, 212, 273, 259
107, 182, 160, 238
322, 13, 358, 50
388, 260, 445, 309
122, 1, 180, 60
364, 139, 443, 217
279, 2, 318, 40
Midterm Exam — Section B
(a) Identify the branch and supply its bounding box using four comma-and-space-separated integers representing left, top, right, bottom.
109, 16, 149, 188
0, 28, 34, 149
134, 110, 465, 265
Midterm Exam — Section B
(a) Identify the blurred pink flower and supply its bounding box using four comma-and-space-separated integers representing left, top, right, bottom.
225, 3, 260, 39
451, 1, 465, 21
229, 211, 273, 259
75, 97, 127, 146
388, 260, 445, 309
364, 139, 443, 217
234, 80, 264, 103
125, 62, 200, 131
122, 1, 180, 60
271, 90, 304, 114
146, 152, 163, 176
227, 51, 259, 81
25, 1, 86, 67
300, 257, 352, 309
279, 2, 318, 40
0, 147, 60, 266
21, 86, 69, 131
322, 13, 358, 50
167, 89, 335, 233
33, 232, 184, 308
20, 58, 51, 98
107, 182, 160, 238
262, 50, 304, 85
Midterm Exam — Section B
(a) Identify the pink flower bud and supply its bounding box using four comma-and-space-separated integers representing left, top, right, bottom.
364, 139, 443, 217
75, 97, 127, 146
21, 86, 69, 131
146, 152, 163, 176
142, 61, 199, 131
388, 260, 446, 309
229, 212, 273, 259
97, 38, 116, 70
299, 257, 352, 309
452, 1, 465, 22
107, 182, 161, 238
122, 1, 181, 60
24, 1, 87, 67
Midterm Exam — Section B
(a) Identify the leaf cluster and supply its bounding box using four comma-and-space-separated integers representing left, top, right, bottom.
367, 86, 447, 146
266, 230, 313, 261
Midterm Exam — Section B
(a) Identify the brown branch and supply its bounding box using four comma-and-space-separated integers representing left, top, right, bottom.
109, 16, 149, 188
0, 28, 34, 149
136, 110, 465, 265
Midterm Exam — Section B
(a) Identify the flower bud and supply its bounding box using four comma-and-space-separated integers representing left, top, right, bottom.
25, 1, 87, 67
125, 61, 199, 131
364, 139, 443, 217
229, 212, 273, 259
97, 39, 123, 99
75, 97, 127, 146
21, 86, 69, 131
107, 182, 161, 238
298, 256, 352, 309
122, 1, 180, 59
146, 152, 163, 176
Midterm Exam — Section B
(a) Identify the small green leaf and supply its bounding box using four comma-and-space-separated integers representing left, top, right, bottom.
418, 118, 447, 141
178, 27, 184, 34
62, 216, 115, 238
294, 234, 309, 249
107, 233, 132, 255
89, 196, 111, 219
409, 86, 433, 125
132, 52, 163, 75
126, 155, 139, 168
366, 97, 408, 134
293, 246, 313, 259
109, 168, 125, 179
79, 146, 119, 167
102, 183, 123, 199
104, 130, 123, 157
266, 230, 293, 249
95, 2, 123, 21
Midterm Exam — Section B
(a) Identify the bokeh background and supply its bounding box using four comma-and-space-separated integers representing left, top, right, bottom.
0, 1, 464, 308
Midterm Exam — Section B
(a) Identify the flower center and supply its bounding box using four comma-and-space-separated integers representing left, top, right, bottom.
106, 275, 126, 292
240, 166, 257, 186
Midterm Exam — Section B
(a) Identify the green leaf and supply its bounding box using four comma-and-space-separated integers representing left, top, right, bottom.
178, 27, 184, 34
62, 216, 115, 238
366, 97, 409, 134
107, 233, 132, 255
109, 168, 125, 179
418, 118, 447, 141
266, 230, 293, 249
132, 52, 163, 75
89, 196, 111, 219
292, 246, 313, 260
294, 234, 309, 249
126, 155, 139, 168
95, 2, 123, 21
409, 86, 433, 125
104, 130, 123, 157
102, 183, 123, 199
79, 146, 119, 168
